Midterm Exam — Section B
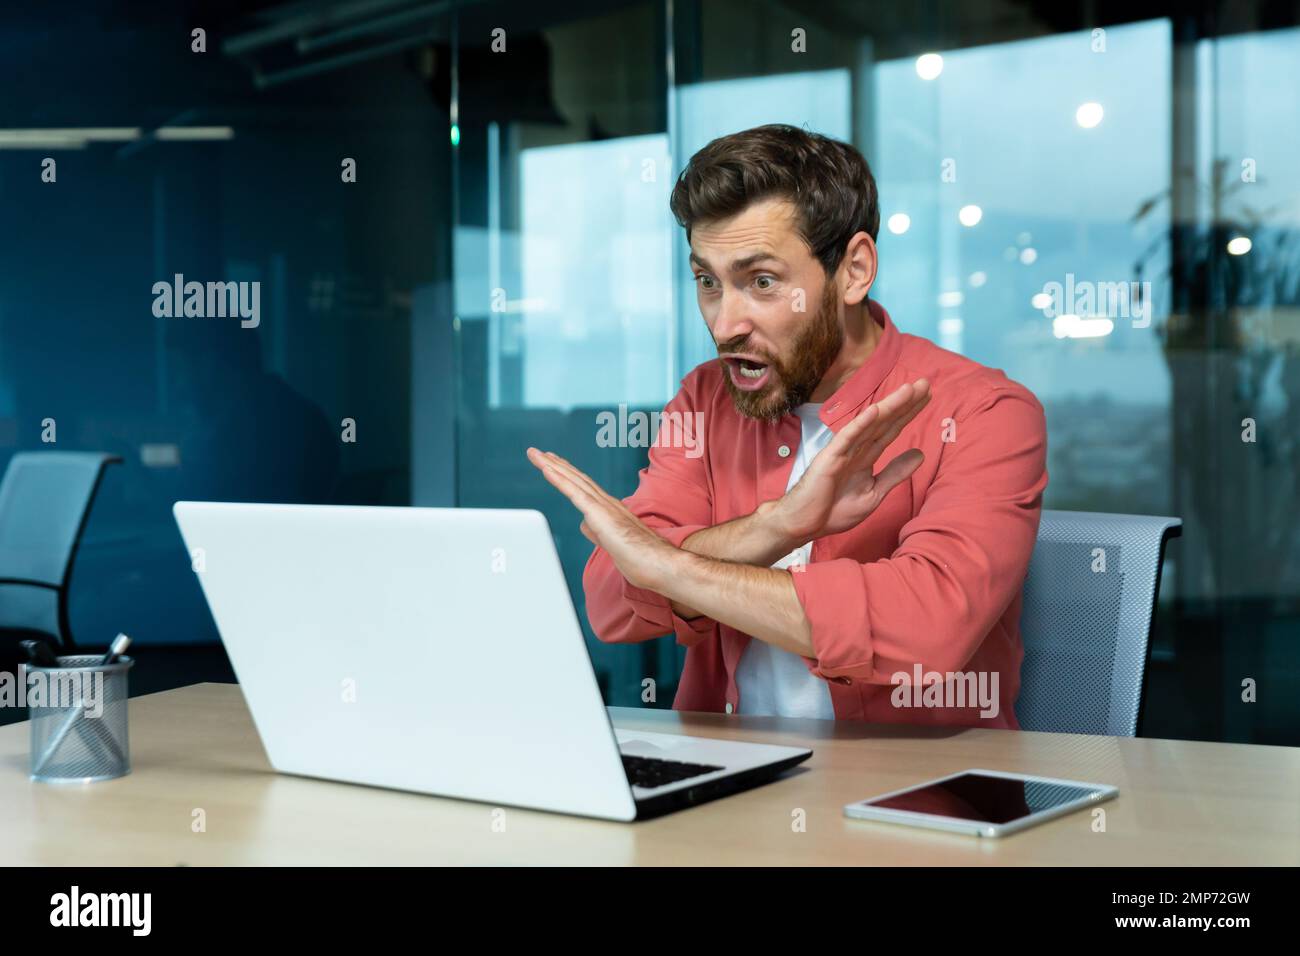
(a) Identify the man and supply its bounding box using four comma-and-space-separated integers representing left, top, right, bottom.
527, 124, 1047, 728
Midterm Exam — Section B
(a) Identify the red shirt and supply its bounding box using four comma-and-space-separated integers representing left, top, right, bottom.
582, 301, 1048, 728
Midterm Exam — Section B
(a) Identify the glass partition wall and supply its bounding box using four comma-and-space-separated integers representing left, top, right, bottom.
448, 0, 1300, 745
15, 3, 1290, 741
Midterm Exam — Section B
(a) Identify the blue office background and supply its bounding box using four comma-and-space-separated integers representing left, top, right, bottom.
1, 0, 1297, 746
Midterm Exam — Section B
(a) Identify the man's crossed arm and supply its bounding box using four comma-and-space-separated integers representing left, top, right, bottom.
526, 378, 931, 658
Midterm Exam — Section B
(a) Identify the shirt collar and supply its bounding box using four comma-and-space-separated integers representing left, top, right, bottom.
818, 299, 903, 428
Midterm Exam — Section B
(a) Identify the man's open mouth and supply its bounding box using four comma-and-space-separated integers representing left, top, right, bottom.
722, 355, 773, 391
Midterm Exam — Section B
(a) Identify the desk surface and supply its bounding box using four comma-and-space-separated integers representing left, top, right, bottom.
2, 683, 1296, 865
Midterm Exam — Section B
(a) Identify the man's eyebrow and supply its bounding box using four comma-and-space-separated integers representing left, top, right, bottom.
689, 251, 784, 272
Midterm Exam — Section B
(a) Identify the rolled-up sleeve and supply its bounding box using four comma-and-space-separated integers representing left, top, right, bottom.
583, 375, 717, 647
791, 385, 1048, 682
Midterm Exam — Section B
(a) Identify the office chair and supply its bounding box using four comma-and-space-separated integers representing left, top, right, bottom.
0, 451, 121, 651
1015, 509, 1181, 737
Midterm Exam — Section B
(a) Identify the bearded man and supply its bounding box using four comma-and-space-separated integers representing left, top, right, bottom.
528, 124, 1047, 728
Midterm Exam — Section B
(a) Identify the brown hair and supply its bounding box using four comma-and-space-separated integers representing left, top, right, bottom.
668, 124, 880, 277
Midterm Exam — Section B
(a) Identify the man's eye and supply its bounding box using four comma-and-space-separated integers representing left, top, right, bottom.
696, 275, 717, 290
754, 276, 775, 291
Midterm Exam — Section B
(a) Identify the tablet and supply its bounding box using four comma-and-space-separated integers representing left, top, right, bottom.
843, 769, 1118, 838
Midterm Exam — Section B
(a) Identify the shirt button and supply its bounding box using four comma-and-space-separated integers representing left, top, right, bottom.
725, 702, 734, 714
777, 444, 791, 458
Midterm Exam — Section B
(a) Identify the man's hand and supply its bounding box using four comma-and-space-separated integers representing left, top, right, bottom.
527, 378, 930, 628
525, 447, 679, 592
770, 378, 932, 542
527, 447, 813, 655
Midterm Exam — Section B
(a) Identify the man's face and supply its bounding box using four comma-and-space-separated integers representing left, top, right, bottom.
689, 197, 843, 422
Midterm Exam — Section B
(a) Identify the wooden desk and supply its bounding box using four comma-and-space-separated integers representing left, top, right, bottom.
2, 683, 1296, 865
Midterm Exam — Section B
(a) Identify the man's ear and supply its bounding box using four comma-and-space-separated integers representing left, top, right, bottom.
840, 231, 878, 305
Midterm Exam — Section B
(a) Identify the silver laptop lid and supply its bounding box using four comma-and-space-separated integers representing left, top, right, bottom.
173, 502, 637, 821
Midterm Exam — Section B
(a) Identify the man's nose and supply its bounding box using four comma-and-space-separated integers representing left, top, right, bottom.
711, 291, 754, 348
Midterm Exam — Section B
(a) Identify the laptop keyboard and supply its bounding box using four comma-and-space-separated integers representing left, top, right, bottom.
622, 754, 725, 790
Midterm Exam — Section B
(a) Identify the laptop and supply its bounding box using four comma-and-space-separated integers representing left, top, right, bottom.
173, 502, 812, 821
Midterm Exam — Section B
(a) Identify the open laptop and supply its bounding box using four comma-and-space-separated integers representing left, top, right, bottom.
173, 502, 811, 821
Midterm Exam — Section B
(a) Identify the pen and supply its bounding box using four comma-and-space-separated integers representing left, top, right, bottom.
20, 639, 59, 668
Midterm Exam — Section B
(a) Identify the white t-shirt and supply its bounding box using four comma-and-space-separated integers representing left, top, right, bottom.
734, 403, 836, 719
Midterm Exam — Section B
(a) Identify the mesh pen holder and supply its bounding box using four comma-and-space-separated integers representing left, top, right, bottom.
28, 655, 133, 783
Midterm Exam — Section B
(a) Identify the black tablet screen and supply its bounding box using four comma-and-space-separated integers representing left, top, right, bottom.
867, 773, 1101, 824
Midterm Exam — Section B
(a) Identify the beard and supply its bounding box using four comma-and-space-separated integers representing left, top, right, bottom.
719, 280, 844, 423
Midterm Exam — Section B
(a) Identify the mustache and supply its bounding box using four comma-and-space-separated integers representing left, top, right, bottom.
716, 340, 775, 361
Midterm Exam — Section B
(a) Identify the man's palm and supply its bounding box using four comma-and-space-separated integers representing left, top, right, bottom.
777, 379, 931, 542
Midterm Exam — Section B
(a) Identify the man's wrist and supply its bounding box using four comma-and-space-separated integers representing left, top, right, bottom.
755, 498, 800, 556
647, 541, 693, 596
648, 547, 709, 611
